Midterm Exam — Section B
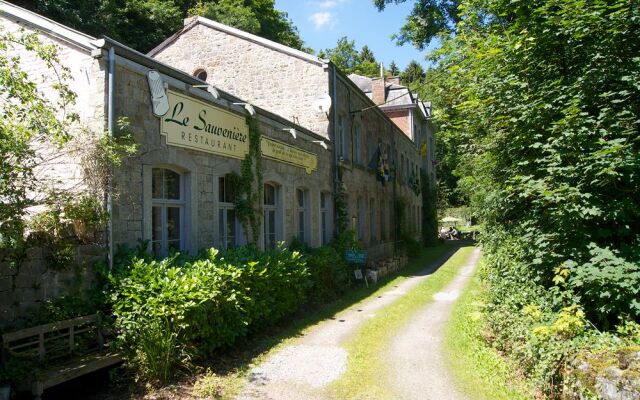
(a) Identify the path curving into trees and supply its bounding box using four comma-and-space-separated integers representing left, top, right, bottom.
235, 246, 480, 399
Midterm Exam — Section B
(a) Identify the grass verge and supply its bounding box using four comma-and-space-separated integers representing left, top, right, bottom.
329, 245, 476, 400
191, 243, 460, 399
443, 260, 535, 400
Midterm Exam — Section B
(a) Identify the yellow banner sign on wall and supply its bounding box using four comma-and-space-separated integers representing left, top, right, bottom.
261, 137, 318, 174
160, 90, 249, 159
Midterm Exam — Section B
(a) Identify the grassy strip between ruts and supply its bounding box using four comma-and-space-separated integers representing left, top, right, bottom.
329, 245, 476, 400
443, 259, 536, 400
201, 243, 459, 399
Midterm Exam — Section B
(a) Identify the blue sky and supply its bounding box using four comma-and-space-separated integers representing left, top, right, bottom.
274, 0, 429, 71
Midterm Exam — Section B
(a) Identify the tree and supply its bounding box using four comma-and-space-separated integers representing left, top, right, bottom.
319, 37, 382, 77
400, 60, 425, 87
14, 0, 305, 52
388, 60, 400, 76
318, 36, 360, 74
0, 29, 76, 244
374, 0, 461, 49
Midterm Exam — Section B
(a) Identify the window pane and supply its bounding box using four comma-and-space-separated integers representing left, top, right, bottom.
321, 211, 327, 245
264, 184, 275, 205
165, 170, 181, 200
152, 169, 164, 199
320, 192, 326, 209
219, 209, 225, 244
299, 211, 305, 241
297, 189, 304, 207
167, 207, 181, 242
152, 206, 162, 242
227, 209, 236, 248
219, 177, 225, 203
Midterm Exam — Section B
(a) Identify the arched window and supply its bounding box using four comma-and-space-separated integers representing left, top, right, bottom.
151, 168, 184, 256
193, 68, 207, 81
296, 188, 310, 244
263, 183, 281, 249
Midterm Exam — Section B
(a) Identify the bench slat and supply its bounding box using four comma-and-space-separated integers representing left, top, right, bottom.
40, 353, 122, 390
2, 315, 98, 344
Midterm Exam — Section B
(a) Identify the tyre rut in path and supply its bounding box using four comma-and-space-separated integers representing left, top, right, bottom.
388, 246, 481, 400
236, 247, 461, 400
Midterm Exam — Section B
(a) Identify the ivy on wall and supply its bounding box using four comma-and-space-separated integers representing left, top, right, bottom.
228, 116, 263, 245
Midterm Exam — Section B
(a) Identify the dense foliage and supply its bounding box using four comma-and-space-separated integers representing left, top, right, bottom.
108, 243, 351, 382
380, 0, 640, 394
11, 0, 304, 52
0, 28, 76, 246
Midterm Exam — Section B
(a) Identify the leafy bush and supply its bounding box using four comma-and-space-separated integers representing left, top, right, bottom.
108, 245, 310, 382
304, 246, 350, 304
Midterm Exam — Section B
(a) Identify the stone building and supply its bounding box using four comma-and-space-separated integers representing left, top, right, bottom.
348, 73, 437, 185
1, 2, 333, 324
149, 16, 432, 257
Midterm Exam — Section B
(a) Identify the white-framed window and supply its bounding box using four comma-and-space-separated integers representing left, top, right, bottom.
354, 125, 362, 164
263, 183, 281, 249
320, 191, 330, 245
151, 168, 184, 257
218, 176, 241, 249
356, 197, 364, 240
369, 198, 376, 243
296, 188, 310, 244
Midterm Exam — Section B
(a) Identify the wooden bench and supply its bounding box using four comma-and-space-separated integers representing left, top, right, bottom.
1, 314, 121, 400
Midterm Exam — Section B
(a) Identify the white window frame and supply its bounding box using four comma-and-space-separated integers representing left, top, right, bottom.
151, 168, 184, 257
263, 182, 282, 249
296, 188, 310, 244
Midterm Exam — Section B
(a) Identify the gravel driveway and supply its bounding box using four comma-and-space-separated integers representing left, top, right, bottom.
236, 246, 474, 400
388, 247, 480, 400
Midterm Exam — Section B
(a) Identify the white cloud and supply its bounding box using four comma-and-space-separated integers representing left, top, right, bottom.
318, 0, 337, 8
308, 12, 335, 29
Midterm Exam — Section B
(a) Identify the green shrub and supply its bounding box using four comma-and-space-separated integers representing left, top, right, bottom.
304, 246, 350, 304
108, 245, 310, 383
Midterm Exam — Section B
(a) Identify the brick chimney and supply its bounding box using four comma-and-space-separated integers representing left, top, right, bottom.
372, 77, 386, 105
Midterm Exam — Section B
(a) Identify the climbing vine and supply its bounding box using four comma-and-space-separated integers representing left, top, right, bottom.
334, 183, 348, 236
228, 116, 263, 245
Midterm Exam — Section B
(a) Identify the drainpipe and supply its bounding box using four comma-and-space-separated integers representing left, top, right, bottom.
331, 64, 339, 235
106, 46, 115, 271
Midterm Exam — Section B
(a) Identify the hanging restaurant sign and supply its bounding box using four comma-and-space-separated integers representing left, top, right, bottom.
160, 90, 249, 159
260, 137, 318, 174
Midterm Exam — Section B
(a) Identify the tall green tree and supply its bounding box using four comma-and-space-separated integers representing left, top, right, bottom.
12, 0, 304, 52
374, 0, 461, 49
400, 59, 425, 87
318, 37, 381, 77
388, 60, 400, 76
318, 36, 360, 74
381, 0, 640, 326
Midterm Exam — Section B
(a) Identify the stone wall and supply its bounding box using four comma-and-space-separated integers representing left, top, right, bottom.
152, 21, 331, 139
111, 62, 334, 253
0, 245, 105, 329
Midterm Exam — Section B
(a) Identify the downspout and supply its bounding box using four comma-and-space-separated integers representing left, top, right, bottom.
106, 46, 115, 271
331, 64, 339, 235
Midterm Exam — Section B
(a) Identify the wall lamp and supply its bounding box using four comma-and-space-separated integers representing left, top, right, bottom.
281, 128, 297, 139
232, 102, 256, 116
312, 140, 328, 150
192, 84, 219, 99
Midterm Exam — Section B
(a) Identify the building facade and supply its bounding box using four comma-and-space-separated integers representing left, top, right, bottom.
1, 2, 333, 260
150, 16, 431, 256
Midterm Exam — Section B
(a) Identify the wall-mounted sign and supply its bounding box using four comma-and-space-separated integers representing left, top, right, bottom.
160, 90, 249, 159
261, 137, 318, 174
